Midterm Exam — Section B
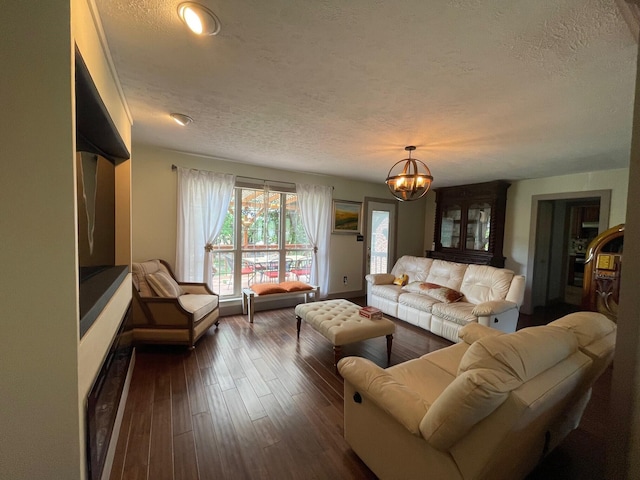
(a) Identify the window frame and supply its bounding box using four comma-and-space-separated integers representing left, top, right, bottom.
210, 182, 312, 298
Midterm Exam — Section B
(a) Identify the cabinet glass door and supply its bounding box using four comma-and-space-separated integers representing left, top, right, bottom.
466, 203, 491, 251
441, 205, 461, 248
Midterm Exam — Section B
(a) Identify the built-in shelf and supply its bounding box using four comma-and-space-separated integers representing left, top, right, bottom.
79, 265, 129, 338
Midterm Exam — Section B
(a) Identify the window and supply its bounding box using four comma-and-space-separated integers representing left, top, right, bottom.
208, 186, 312, 297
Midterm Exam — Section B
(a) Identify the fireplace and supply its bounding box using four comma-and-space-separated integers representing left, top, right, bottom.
86, 305, 133, 480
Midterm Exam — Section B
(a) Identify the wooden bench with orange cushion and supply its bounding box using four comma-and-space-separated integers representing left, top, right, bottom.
241, 281, 319, 323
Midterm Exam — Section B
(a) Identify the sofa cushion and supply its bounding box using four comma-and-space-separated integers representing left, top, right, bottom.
402, 281, 427, 295
420, 368, 518, 450
417, 342, 470, 377
460, 264, 514, 305
388, 357, 457, 405
178, 294, 219, 322
458, 323, 504, 344
458, 325, 578, 381
431, 302, 477, 326
371, 284, 404, 302
391, 255, 433, 283
397, 292, 439, 311
426, 260, 467, 291
147, 271, 184, 297
549, 311, 616, 349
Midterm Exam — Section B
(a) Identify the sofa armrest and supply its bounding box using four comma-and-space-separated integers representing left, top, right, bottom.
338, 357, 430, 435
364, 273, 396, 285
472, 300, 517, 317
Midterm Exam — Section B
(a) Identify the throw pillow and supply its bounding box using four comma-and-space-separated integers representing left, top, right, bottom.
402, 282, 463, 303
420, 283, 464, 303
279, 281, 313, 292
402, 281, 426, 294
146, 271, 184, 297
393, 274, 409, 286
250, 283, 287, 295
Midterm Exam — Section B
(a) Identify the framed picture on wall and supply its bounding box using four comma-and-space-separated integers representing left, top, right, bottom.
332, 200, 362, 234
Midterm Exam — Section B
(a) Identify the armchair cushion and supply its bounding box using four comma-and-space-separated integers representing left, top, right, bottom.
178, 294, 219, 322
147, 271, 184, 297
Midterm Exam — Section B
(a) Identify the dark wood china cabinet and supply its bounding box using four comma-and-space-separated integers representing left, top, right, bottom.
427, 180, 510, 267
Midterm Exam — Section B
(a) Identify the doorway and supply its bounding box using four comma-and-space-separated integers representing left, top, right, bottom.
529, 190, 611, 311
363, 198, 397, 276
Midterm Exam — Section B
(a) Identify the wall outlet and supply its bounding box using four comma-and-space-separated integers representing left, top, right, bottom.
343, 276, 348, 285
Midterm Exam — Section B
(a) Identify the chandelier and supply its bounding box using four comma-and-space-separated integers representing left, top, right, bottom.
385, 146, 433, 201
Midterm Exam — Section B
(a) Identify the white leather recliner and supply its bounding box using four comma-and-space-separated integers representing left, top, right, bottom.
338, 312, 616, 480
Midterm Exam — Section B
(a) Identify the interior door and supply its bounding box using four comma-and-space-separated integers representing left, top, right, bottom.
364, 199, 397, 275
532, 200, 553, 308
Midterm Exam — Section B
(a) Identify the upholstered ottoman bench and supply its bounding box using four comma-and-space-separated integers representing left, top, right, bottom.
294, 299, 395, 372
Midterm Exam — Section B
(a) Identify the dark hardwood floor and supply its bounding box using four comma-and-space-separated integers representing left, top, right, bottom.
109, 301, 611, 479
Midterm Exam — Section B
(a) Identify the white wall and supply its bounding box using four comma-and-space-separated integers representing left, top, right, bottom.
0, 2, 132, 479
131, 144, 423, 297
0, 2, 81, 478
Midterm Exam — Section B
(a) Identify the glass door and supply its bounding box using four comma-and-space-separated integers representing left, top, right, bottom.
365, 200, 397, 275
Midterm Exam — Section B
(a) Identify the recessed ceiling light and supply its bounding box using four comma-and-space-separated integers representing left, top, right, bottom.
177, 2, 221, 36
170, 113, 194, 126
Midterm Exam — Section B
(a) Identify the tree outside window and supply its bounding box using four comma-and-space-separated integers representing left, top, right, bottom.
208, 187, 312, 297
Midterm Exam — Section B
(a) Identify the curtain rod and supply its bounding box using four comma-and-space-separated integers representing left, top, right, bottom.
171, 164, 326, 189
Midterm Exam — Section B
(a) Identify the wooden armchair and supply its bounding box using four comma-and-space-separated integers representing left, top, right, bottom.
131, 259, 219, 348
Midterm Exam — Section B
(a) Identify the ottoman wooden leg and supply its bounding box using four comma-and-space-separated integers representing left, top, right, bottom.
386, 334, 393, 365
333, 345, 342, 373
296, 316, 302, 338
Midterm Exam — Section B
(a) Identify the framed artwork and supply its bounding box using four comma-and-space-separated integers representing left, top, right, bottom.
332, 200, 362, 234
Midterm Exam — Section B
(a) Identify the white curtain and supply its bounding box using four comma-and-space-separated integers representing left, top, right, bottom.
295, 183, 332, 297
176, 167, 236, 289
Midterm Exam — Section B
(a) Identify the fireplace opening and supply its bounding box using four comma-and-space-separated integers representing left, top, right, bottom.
86, 305, 133, 480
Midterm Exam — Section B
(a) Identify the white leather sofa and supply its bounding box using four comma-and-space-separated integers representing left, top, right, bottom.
338, 311, 616, 480
366, 255, 525, 342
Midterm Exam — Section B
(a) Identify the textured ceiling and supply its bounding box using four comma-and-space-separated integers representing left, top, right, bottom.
95, 0, 637, 187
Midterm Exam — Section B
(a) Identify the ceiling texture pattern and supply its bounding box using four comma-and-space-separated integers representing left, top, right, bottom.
95, 0, 638, 187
